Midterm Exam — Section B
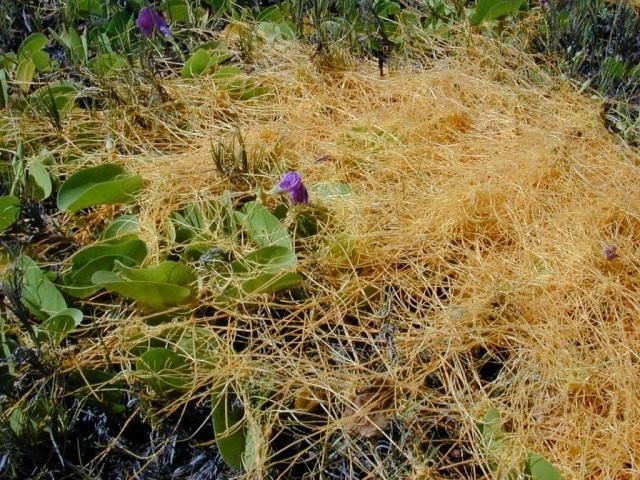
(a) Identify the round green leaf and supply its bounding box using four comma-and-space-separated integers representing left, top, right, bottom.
137, 348, 190, 393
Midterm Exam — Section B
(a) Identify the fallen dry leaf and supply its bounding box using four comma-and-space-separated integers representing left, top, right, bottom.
343, 388, 392, 438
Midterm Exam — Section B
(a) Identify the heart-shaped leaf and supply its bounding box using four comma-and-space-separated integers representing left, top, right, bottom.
91, 261, 197, 311
137, 347, 191, 393
57, 163, 143, 212
0, 195, 20, 232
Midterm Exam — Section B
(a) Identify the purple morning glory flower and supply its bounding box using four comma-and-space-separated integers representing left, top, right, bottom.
604, 245, 618, 261
137, 7, 172, 38
278, 171, 309, 205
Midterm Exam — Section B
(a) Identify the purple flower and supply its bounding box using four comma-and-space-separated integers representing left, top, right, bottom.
604, 245, 618, 261
136, 7, 172, 38
278, 171, 309, 205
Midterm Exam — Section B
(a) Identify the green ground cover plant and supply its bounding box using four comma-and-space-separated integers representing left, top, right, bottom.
1, 1, 639, 479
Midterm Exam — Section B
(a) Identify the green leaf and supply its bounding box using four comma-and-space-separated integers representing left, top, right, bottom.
30, 82, 78, 115
377, 1, 401, 18
212, 65, 242, 80
105, 10, 134, 37
0, 69, 9, 108
238, 201, 292, 250
170, 203, 207, 243
162, 0, 189, 22
76, 0, 107, 16
28, 161, 52, 201
207, 52, 233, 68
481, 408, 506, 460
66, 369, 126, 412
231, 245, 297, 274
240, 272, 302, 295
0, 195, 20, 233
30, 50, 51, 72
91, 261, 197, 311
525, 452, 562, 480
9, 408, 26, 437
277, 22, 296, 41
102, 215, 139, 239
470, 0, 524, 25
61, 27, 86, 63
36, 149, 55, 166
310, 182, 353, 198
137, 348, 190, 393
222, 272, 302, 301
257, 5, 281, 22
603, 57, 627, 80
257, 22, 293, 42
57, 163, 143, 212
182, 49, 211, 78
16, 255, 67, 321
212, 386, 246, 469
18, 33, 48, 57
16, 58, 36, 93
0, 52, 18, 70
39, 308, 83, 345
204, 0, 230, 15
89, 52, 128, 77
62, 235, 147, 297
235, 84, 271, 101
